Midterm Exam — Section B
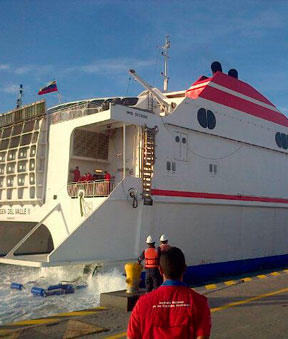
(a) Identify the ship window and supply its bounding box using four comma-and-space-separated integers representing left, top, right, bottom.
0, 139, 9, 150
121, 97, 139, 106
32, 132, 39, 143
166, 161, 171, 171
88, 100, 105, 108
30, 186, 35, 199
197, 108, 207, 128
10, 136, 20, 148
30, 146, 36, 157
20, 133, 32, 146
172, 162, 176, 172
175, 136, 180, 142
23, 121, 35, 133
281, 133, 287, 149
29, 159, 35, 171
2, 127, 12, 138
207, 110, 216, 129
7, 177, 14, 187
12, 123, 23, 136
18, 147, 28, 159
73, 130, 109, 160
197, 108, 216, 130
8, 151, 16, 160
182, 137, 186, 144
275, 132, 282, 148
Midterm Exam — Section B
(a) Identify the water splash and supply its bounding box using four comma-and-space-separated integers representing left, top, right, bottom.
0, 264, 126, 325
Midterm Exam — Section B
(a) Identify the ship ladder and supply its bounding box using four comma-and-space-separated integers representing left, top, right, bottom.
142, 126, 158, 205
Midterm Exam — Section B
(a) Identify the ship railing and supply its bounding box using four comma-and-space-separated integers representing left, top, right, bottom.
50, 107, 105, 125
67, 180, 116, 198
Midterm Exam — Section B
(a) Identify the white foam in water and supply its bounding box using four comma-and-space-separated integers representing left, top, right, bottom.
0, 263, 126, 325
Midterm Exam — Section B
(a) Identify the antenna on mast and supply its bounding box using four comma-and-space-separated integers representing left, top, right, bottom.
16, 84, 23, 108
161, 35, 170, 92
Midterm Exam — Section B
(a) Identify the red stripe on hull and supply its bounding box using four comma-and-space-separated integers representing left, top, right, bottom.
198, 86, 288, 128
151, 189, 288, 204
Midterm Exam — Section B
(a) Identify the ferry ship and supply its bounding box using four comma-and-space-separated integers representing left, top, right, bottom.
1, 56, 288, 282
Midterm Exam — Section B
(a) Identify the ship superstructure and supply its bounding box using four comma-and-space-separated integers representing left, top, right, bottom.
0, 61, 288, 282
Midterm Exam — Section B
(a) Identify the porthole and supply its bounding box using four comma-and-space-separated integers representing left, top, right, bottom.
175, 136, 180, 143
182, 137, 186, 144
197, 108, 207, 128
281, 133, 287, 149
207, 110, 216, 129
275, 132, 282, 148
197, 108, 216, 130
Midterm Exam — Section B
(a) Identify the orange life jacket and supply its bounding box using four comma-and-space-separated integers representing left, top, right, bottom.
144, 247, 159, 268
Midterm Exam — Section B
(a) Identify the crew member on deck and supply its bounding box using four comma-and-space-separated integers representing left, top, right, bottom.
138, 235, 162, 292
159, 234, 171, 252
104, 170, 111, 194
71, 166, 80, 182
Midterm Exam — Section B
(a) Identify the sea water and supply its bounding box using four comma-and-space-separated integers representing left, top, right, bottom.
0, 264, 126, 325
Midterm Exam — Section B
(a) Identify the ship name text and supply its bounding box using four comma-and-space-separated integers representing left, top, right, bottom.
126, 110, 148, 119
0, 208, 31, 215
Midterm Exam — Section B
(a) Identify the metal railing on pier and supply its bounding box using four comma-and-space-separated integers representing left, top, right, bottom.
67, 180, 115, 198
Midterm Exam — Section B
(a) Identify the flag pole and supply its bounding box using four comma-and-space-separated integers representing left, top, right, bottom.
54, 79, 62, 104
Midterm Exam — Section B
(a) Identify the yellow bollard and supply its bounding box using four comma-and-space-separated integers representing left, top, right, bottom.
125, 262, 143, 293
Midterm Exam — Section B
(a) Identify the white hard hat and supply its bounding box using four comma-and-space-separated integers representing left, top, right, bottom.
160, 234, 168, 242
146, 235, 154, 244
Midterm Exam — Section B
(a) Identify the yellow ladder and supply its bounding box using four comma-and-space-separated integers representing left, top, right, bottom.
142, 126, 158, 205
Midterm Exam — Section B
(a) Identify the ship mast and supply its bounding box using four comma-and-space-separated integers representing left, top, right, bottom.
16, 84, 23, 108
161, 35, 170, 92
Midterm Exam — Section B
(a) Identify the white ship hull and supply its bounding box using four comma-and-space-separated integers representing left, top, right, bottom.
0, 63, 288, 282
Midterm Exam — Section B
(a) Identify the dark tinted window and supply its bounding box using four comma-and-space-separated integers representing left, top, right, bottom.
275, 132, 282, 148
10, 136, 20, 148
20, 133, 32, 146
122, 97, 139, 106
23, 121, 35, 133
2, 127, 12, 138
197, 108, 207, 128
0, 139, 9, 150
12, 123, 23, 136
207, 110, 216, 129
281, 133, 287, 149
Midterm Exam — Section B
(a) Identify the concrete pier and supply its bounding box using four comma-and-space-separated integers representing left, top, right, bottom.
100, 289, 146, 311
1, 267, 288, 338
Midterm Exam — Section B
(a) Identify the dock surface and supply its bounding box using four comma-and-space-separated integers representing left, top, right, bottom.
1, 268, 288, 338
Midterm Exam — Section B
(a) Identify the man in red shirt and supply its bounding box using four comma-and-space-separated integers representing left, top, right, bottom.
128, 247, 211, 339
72, 166, 80, 182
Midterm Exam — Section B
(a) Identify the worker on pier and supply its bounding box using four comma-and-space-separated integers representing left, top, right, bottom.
128, 247, 211, 339
138, 235, 161, 292
159, 234, 171, 252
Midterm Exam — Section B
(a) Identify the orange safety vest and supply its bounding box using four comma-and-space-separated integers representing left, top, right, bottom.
144, 247, 159, 268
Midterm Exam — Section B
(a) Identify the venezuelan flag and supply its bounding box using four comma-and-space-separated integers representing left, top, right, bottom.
38, 80, 58, 95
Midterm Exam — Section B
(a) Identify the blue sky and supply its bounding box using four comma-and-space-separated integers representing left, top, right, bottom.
1, 0, 288, 114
